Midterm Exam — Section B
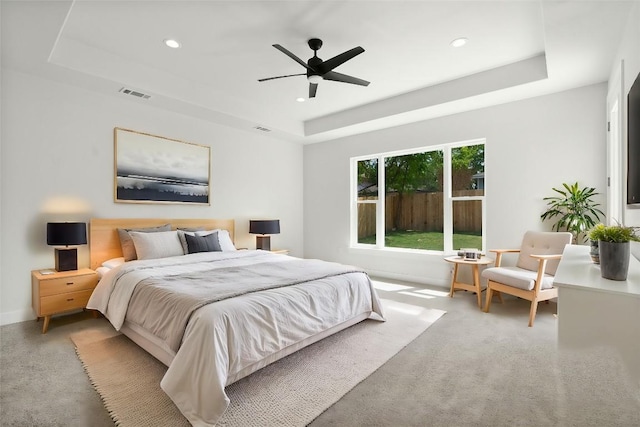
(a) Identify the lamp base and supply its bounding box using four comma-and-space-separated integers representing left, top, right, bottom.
256, 236, 271, 251
55, 248, 78, 271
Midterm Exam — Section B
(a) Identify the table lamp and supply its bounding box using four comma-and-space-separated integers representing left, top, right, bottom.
249, 219, 280, 251
47, 222, 87, 271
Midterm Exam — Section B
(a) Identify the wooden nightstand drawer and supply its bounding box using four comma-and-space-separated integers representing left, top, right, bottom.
40, 289, 93, 315
39, 273, 98, 297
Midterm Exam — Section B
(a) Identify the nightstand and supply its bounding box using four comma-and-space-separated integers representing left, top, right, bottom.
31, 268, 99, 333
271, 249, 290, 255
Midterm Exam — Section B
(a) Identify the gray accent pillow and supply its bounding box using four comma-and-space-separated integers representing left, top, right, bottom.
178, 227, 205, 232
199, 229, 236, 251
185, 232, 222, 254
117, 224, 171, 261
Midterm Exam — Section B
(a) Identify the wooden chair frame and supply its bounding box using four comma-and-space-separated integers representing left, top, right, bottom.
483, 248, 563, 327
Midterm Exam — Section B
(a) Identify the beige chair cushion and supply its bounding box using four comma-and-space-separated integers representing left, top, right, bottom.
482, 266, 555, 291
516, 231, 572, 275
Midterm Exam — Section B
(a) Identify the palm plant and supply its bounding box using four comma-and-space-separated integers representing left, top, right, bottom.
540, 182, 604, 243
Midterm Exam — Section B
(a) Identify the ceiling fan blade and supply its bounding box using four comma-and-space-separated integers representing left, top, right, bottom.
273, 44, 314, 71
317, 46, 364, 73
258, 73, 306, 82
322, 71, 370, 87
309, 83, 318, 98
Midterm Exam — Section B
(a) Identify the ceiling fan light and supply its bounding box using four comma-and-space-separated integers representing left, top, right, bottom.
307, 75, 323, 84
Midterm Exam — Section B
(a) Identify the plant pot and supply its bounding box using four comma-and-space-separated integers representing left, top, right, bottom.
589, 239, 600, 264
598, 241, 630, 281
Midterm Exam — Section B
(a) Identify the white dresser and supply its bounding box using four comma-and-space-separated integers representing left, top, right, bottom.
554, 244, 640, 386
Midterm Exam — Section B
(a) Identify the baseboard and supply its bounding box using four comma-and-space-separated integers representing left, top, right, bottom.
365, 269, 450, 289
0, 308, 35, 326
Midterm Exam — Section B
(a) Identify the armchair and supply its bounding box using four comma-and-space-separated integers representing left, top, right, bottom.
482, 231, 572, 326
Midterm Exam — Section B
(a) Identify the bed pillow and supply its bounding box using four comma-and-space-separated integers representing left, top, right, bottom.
96, 266, 110, 279
178, 227, 205, 232
196, 229, 237, 251
177, 230, 197, 254
117, 224, 171, 261
129, 230, 184, 260
185, 232, 222, 254
101, 257, 125, 269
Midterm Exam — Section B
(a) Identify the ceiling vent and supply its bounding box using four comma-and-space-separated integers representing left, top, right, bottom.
254, 126, 271, 132
119, 87, 151, 99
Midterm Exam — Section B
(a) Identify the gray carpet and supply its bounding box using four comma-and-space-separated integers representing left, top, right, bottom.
2, 279, 639, 426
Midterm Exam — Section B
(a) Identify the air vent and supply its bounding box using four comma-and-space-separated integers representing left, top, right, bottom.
254, 126, 271, 132
119, 87, 151, 99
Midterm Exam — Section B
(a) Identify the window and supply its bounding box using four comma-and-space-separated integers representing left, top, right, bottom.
356, 158, 378, 245
351, 139, 485, 253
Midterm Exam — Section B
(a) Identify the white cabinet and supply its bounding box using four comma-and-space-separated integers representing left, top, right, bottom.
554, 245, 640, 386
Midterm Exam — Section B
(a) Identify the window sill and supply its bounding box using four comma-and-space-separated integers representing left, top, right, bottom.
349, 245, 448, 258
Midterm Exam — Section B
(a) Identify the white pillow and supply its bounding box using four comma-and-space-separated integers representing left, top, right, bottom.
102, 257, 125, 269
197, 229, 236, 251
96, 266, 110, 278
129, 230, 184, 260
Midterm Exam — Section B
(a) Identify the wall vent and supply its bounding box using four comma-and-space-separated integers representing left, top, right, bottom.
119, 87, 151, 99
254, 126, 271, 132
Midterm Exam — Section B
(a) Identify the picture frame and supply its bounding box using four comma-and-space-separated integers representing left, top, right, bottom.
114, 127, 210, 205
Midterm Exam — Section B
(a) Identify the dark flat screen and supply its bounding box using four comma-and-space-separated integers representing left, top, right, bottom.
628, 72, 640, 205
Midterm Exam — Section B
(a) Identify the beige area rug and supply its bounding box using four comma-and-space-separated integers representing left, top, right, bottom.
71, 299, 446, 426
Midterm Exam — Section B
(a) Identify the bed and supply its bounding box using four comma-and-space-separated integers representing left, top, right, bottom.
86, 218, 384, 426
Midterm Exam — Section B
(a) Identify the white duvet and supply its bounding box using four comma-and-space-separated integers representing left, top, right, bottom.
87, 250, 384, 426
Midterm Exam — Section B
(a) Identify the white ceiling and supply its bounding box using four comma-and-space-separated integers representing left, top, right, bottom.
1, 1, 635, 143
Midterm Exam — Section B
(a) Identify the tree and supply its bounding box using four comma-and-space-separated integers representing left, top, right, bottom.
357, 159, 378, 196
385, 151, 442, 229
452, 145, 484, 191
358, 144, 485, 230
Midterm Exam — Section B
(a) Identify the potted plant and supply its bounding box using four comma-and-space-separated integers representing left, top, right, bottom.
540, 182, 604, 244
588, 223, 640, 280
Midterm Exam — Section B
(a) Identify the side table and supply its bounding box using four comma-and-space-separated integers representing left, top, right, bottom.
31, 268, 99, 333
444, 256, 494, 308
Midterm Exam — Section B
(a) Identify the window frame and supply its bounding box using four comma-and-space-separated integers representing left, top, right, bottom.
351, 138, 486, 254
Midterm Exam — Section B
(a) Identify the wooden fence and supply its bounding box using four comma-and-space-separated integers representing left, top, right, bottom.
358, 190, 482, 238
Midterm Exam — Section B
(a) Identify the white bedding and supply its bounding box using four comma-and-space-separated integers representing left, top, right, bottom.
87, 250, 384, 426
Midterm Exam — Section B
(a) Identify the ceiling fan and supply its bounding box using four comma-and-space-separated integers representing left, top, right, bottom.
258, 38, 370, 98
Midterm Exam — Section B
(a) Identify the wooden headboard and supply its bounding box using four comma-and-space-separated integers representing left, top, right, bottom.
89, 218, 235, 270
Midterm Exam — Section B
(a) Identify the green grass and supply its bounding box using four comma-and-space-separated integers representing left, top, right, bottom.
358, 230, 482, 251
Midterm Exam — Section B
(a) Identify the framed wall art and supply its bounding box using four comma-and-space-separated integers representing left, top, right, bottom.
114, 128, 210, 205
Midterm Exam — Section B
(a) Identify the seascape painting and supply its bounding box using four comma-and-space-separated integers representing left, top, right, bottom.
114, 128, 210, 204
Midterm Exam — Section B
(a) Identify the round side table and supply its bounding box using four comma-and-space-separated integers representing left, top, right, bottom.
444, 256, 494, 308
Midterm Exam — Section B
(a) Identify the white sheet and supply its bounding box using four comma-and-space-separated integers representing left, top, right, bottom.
87, 251, 384, 426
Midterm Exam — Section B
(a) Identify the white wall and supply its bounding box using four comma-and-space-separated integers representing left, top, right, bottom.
611, 2, 640, 226
303, 83, 607, 287
0, 69, 303, 325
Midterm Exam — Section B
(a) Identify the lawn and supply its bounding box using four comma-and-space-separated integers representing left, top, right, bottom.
358, 229, 482, 251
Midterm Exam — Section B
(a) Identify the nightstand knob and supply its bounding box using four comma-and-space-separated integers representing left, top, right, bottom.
66, 282, 74, 285
66, 298, 74, 302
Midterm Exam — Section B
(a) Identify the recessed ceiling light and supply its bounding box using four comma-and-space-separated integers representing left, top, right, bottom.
296, 97, 305, 103
450, 37, 468, 48
164, 39, 181, 49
